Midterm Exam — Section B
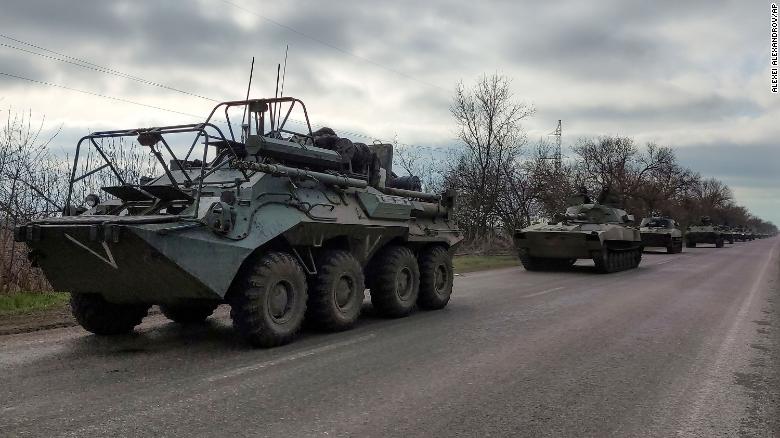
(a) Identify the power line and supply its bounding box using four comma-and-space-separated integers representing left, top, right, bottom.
217, 0, 449, 93
0, 33, 440, 149
0, 71, 205, 120
0, 35, 219, 102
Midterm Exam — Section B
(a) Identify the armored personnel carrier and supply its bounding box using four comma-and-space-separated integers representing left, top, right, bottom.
734, 227, 747, 242
685, 217, 724, 248
639, 217, 683, 253
716, 225, 735, 244
15, 97, 462, 347
513, 192, 642, 273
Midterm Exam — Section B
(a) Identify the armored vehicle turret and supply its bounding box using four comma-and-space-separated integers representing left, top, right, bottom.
639, 217, 683, 253
513, 194, 642, 273
685, 216, 724, 248
15, 97, 462, 347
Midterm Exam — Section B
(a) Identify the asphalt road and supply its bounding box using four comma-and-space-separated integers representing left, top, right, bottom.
2, 238, 779, 437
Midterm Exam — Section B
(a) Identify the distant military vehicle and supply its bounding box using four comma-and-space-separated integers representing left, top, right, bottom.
716, 225, 735, 244
734, 227, 747, 242
639, 217, 683, 253
514, 191, 642, 273
15, 97, 462, 347
685, 216, 725, 248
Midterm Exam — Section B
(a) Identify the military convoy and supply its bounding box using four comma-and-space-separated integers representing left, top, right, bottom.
639, 217, 684, 253
14, 92, 770, 348
14, 97, 462, 347
513, 194, 643, 273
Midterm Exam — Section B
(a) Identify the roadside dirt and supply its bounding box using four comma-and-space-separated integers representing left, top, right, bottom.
0, 304, 162, 336
0, 303, 76, 335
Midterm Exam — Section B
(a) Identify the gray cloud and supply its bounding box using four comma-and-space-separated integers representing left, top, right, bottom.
0, 0, 775, 222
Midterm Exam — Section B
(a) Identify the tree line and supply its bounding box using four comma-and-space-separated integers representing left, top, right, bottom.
397, 73, 777, 246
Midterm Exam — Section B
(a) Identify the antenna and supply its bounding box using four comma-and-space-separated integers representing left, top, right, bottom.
276, 45, 289, 134
272, 63, 281, 132
280, 45, 289, 99
240, 57, 255, 142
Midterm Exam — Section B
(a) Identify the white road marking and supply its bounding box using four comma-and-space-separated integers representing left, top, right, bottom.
64, 233, 118, 269
206, 333, 377, 382
522, 286, 565, 298
654, 259, 675, 266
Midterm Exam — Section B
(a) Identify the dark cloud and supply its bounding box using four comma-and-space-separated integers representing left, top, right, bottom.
0, 0, 775, 222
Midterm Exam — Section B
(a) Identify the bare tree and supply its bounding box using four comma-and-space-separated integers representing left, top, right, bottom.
445, 73, 534, 239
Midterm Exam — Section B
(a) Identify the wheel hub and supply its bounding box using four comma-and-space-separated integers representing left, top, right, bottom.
396, 267, 413, 300
334, 275, 355, 309
268, 281, 293, 322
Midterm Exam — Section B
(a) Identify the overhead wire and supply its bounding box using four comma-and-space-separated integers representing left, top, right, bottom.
0, 33, 449, 150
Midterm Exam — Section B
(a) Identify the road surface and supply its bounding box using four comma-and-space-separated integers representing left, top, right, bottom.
2, 238, 778, 437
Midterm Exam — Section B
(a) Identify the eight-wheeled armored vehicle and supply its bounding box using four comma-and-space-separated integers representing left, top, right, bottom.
639, 217, 683, 253
15, 97, 462, 347
514, 197, 642, 273
685, 217, 724, 248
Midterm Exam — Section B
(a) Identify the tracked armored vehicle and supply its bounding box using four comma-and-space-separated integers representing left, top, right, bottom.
716, 225, 735, 244
513, 196, 642, 273
685, 217, 724, 248
639, 217, 683, 253
15, 97, 462, 347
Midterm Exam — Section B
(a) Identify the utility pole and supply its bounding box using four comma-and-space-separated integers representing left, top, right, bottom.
548, 119, 562, 172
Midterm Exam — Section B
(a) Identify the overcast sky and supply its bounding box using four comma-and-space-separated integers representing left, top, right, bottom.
0, 0, 777, 223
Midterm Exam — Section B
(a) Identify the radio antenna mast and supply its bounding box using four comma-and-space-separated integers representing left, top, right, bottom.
276, 45, 289, 133
240, 57, 255, 141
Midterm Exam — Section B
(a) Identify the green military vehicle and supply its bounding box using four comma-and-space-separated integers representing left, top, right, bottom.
639, 216, 683, 253
716, 225, 735, 244
734, 227, 747, 242
685, 217, 725, 248
514, 193, 642, 273
15, 97, 462, 347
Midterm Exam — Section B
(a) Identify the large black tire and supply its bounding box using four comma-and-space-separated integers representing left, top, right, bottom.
306, 250, 365, 331
160, 301, 219, 324
369, 246, 420, 317
229, 252, 308, 348
715, 238, 725, 248
70, 293, 149, 335
417, 246, 454, 310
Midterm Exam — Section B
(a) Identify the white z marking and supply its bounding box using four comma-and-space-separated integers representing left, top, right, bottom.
64, 233, 119, 269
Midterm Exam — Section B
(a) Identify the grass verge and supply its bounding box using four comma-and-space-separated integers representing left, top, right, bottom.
0, 292, 70, 316
453, 254, 519, 273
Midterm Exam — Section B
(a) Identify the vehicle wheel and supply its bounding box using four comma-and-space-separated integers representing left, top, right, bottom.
306, 250, 365, 331
715, 238, 724, 248
518, 251, 543, 271
70, 293, 149, 335
417, 246, 454, 310
229, 252, 308, 348
160, 301, 219, 324
369, 245, 420, 317
686, 241, 696, 248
